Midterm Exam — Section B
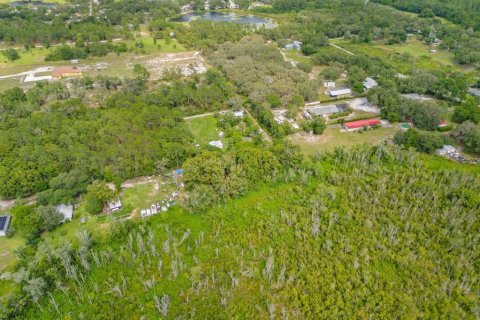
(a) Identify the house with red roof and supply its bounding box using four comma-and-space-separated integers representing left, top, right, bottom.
52, 66, 83, 79
343, 118, 381, 131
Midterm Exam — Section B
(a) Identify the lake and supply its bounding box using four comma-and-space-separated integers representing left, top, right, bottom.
172, 11, 276, 29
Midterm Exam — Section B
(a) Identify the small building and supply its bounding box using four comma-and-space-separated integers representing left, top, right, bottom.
55, 204, 73, 223
233, 110, 244, 118
363, 77, 378, 90
108, 199, 122, 212
343, 118, 381, 131
437, 145, 456, 156
438, 121, 449, 128
328, 88, 352, 99
52, 66, 83, 79
323, 81, 336, 88
209, 140, 223, 149
0, 215, 11, 237
468, 87, 480, 97
285, 41, 302, 50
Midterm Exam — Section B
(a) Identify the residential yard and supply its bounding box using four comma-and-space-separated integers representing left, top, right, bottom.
290, 125, 399, 155
185, 115, 220, 145
0, 233, 24, 272
330, 38, 464, 73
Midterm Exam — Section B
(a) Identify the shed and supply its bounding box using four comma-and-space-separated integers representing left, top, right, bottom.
108, 199, 122, 212
323, 81, 336, 88
0, 215, 11, 237
55, 204, 74, 223
468, 88, 480, 97
343, 118, 381, 131
363, 77, 378, 90
209, 140, 223, 149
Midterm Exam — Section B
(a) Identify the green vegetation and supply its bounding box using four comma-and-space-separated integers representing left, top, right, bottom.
1, 0, 480, 318
290, 126, 399, 155
185, 115, 220, 145
2, 146, 479, 319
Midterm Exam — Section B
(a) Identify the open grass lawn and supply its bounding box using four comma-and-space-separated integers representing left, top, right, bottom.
0, 233, 24, 272
185, 115, 220, 145
290, 125, 399, 156
330, 38, 464, 73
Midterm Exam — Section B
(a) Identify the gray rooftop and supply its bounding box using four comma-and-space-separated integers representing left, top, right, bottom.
307, 104, 348, 116
468, 88, 480, 97
55, 204, 73, 222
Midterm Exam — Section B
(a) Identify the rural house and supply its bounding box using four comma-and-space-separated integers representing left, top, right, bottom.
343, 118, 381, 131
52, 66, 83, 79
55, 204, 74, 223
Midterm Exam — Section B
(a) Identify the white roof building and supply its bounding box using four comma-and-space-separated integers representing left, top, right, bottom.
328, 88, 352, 98
436, 145, 456, 156
363, 77, 378, 90
55, 204, 73, 222
209, 140, 224, 149
108, 199, 122, 212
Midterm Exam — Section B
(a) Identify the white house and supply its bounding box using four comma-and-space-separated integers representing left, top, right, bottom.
233, 110, 244, 118
108, 199, 122, 212
209, 140, 224, 149
363, 77, 378, 90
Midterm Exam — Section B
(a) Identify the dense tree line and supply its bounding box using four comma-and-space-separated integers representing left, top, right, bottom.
0, 0, 179, 46
0, 84, 194, 201
368, 89, 445, 130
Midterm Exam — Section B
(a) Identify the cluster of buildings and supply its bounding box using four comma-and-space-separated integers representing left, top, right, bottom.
0, 215, 11, 237
24, 65, 83, 84
436, 145, 480, 164
0, 203, 74, 237
304, 102, 350, 119
284, 41, 302, 51
273, 109, 300, 129
140, 192, 179, 218
325, 77, 378, 99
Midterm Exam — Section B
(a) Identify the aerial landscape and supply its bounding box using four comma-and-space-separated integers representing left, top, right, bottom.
0, 0, 479, 318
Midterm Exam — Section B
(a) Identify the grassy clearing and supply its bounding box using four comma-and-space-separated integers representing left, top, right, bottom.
185, 115, 220, 145
330, 38, 463, 73
0, 233, 24, 272
290, 125, 399, 155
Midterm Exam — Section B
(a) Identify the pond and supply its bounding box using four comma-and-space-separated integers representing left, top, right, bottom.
171, 11, 276, 29
10, 1, 55, 7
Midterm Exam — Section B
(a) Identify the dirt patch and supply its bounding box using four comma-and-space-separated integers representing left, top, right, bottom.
135, 51, 207, 80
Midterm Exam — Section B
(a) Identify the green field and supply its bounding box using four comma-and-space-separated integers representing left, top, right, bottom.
290, 125, 399, 155
185, 115, 220, 145
330, 38, 464, 73
0, 233, 24, 272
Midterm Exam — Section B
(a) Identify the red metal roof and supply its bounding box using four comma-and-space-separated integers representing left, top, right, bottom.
343, 118, 381, 129
52, 66, 82, 77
